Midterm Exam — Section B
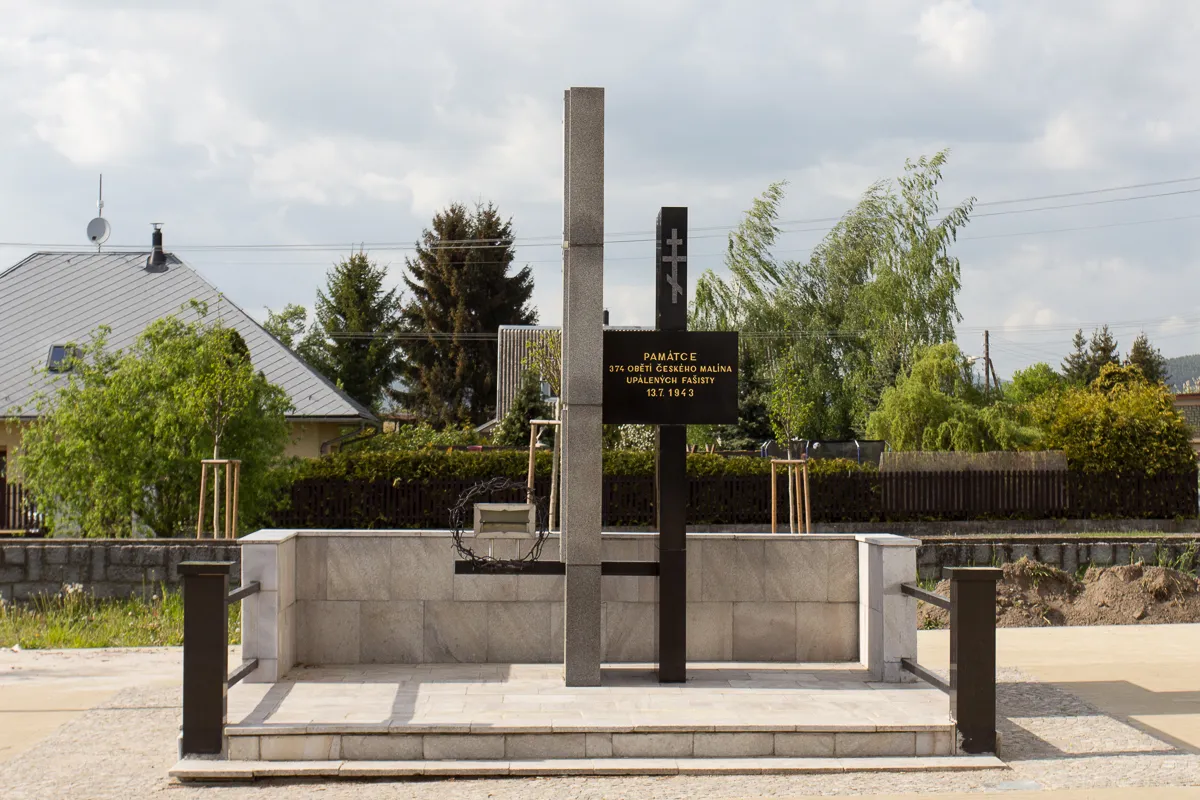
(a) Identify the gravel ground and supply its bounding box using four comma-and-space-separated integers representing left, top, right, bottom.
1, 668, 1197, 799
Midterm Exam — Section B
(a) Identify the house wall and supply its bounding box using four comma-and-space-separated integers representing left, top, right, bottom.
1173, 394, 1200, 457
0, 422, 27, 482
285, 421, 346, 459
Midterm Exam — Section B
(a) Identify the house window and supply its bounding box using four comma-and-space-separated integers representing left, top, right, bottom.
47, 345, 80, 373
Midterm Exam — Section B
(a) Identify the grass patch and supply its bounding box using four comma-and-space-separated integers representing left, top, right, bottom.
917, 577, 942, 592
0, 586, 240, 649
1062, 531, 1191, 539
1155, 540, 1198, 576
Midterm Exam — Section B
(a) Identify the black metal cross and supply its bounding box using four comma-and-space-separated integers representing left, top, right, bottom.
655, 207, 688, 683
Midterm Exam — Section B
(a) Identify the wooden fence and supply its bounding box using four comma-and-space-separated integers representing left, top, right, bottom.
273, 469, 1198, 529
0, 480, 41, 533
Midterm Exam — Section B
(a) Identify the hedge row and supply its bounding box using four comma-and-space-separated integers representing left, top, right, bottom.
296, 449, 876, 482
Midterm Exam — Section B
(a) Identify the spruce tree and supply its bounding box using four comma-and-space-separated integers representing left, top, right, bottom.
492, 370, 552, 447
306, 252, 405, 411
1061, 329, 1090, 385
1126, 332, 1168, 384
396, 202, 536, 426
1087, 325, 1120, 383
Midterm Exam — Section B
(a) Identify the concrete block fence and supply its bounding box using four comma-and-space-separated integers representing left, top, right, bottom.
0, 540, 241, 602
916, 537, 1200, 581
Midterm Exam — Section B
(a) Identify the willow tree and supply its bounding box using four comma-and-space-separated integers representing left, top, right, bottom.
693, 150, 975, 438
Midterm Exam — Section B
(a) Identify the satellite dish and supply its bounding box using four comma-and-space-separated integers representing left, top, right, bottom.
87, 217, 111, 245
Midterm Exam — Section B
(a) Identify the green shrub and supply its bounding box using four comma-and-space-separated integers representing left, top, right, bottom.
296, 449, 876, 482
299, 449, 555, 482
1034, 363, 1195, 475
349, 422, 485, 451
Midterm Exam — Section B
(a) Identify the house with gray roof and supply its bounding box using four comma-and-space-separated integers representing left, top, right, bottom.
0, 238, 376, 479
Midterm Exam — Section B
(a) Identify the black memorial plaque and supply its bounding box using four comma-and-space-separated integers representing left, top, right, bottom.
602, 329, 739, 425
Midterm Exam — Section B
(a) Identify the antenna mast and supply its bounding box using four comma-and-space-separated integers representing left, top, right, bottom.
86, 174, 112, 251
97, 174, 104, 252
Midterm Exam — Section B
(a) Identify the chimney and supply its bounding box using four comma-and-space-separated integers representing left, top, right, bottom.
145, 223, 168, 272
603, 308, 609, 326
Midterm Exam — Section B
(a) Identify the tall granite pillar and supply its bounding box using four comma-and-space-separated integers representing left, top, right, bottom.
561, 87, 604, 687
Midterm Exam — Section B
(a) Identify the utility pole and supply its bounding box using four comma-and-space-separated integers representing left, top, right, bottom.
983, 330, 991, 393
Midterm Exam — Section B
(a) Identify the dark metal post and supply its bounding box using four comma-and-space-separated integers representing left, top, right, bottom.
656, 206, 688, 683
180, 561, 233, 756
948, 566, 1001, 754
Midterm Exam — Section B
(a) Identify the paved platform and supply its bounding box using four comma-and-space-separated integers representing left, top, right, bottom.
224, 663, 956, 764
170, 754, 1004, 780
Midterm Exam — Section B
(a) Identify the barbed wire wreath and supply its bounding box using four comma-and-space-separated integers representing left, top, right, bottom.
449, 476, 551, 572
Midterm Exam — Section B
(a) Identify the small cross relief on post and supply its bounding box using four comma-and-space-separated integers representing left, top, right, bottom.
663, 229, 685, 304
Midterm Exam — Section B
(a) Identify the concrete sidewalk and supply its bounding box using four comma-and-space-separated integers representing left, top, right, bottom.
920, 623, 1200, 754
0, 646, 237, 763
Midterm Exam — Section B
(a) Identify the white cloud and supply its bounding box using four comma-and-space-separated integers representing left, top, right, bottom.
23, 57, 157, 165
1002, 303, 1059, 331
2, 0, 1200, 374
1031, 111, 1095, 171
251, 138, 414, 206
1158, 315, 1190, 337
915, 0, 991, 72
1144, 119, 1174, 144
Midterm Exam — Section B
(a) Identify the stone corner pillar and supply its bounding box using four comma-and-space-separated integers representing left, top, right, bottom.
857, 534, 919, 683
240, 530, 297, 683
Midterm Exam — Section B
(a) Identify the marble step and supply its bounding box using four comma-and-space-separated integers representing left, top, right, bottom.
173, 754, 1004, 781
225, 725, 957, 762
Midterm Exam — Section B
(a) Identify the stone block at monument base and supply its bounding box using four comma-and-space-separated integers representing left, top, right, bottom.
163, 528, 979, 779
239, 529, 918, 682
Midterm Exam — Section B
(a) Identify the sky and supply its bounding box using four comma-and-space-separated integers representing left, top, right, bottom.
2, 0, 1200, 380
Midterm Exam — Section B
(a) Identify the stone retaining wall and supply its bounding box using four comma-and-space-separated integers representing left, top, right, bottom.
917, 537, 1200, 581
0, 540, 241, 602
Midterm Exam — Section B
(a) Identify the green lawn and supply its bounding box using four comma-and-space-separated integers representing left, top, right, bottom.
0, 587, 241, 649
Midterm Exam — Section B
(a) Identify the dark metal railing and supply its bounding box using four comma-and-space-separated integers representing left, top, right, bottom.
900, 567, 1002, 755
180, 561, 259, 757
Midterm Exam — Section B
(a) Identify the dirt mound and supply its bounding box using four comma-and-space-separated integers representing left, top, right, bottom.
917, 558, 1200, 629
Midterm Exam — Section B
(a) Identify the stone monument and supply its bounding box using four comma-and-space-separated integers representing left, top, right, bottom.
560, 87, 605, 686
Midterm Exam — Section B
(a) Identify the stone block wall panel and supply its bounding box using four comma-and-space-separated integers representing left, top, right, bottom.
0, 539, 242, 600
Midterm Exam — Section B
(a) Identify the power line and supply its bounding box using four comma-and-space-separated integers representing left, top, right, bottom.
5, 175, 1200, 254
176, 207, 1200, 271
954, 211, 1200, 242
319, 317, 1200, 341
972, 175, 1200, 207
968, 186, 1200, 219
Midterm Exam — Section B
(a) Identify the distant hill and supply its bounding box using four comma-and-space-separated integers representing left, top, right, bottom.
1165, 354, 1200, 391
